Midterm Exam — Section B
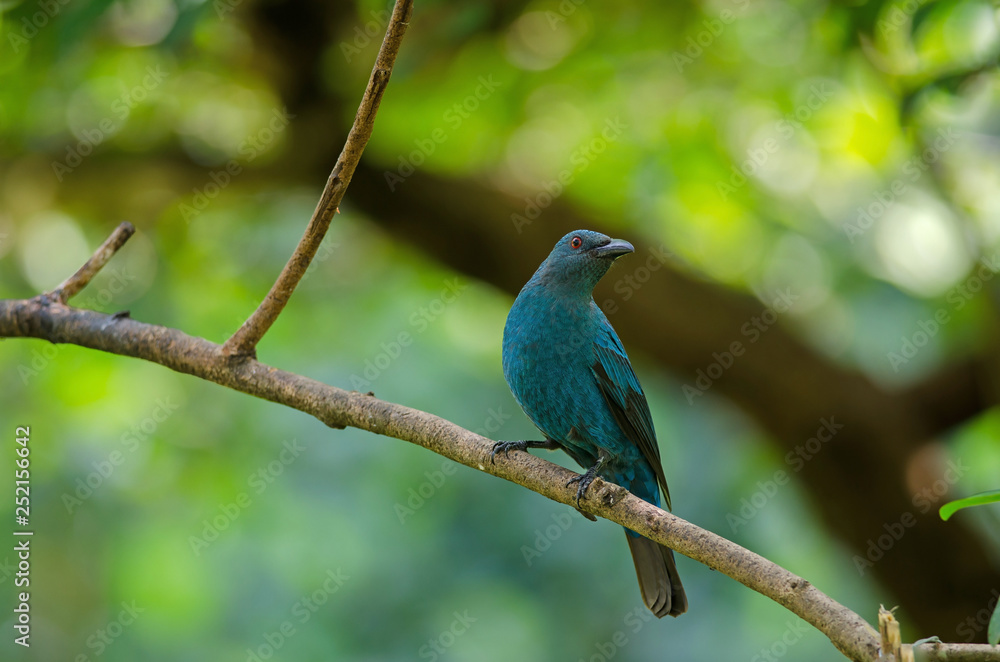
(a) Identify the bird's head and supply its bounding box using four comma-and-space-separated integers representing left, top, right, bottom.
534, 230, 635, 294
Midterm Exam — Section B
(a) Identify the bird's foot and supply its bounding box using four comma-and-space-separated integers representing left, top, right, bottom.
491, 440, 528, 463
490, 439, 557, 464
566, 455, 606, 508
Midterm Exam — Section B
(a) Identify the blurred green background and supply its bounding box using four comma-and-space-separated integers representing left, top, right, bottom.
2, 0, 1000, 660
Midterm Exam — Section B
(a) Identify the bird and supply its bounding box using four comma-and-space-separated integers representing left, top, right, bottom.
495, 229, 687, 618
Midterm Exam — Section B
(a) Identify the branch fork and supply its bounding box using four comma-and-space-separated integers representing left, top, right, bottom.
222, 0, 414, 359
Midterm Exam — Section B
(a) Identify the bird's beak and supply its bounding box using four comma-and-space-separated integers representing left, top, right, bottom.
593, 238, 635, 260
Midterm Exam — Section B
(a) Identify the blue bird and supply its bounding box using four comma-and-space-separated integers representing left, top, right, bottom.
495, 229, 687, 618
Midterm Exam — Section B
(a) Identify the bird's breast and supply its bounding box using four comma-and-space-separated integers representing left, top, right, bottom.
502, 295, 605, 445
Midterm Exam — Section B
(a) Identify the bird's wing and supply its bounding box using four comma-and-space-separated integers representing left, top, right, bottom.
591, 317, 671, 509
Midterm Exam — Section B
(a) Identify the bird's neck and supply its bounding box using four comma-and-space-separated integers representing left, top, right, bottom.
526, 264, 598, 302
522, 277, 594, 311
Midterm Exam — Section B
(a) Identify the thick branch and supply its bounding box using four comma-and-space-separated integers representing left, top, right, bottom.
1, 295, 880, 660
222, 0, 413, 358
9, 293, 997, 661
48, 221, 135, 304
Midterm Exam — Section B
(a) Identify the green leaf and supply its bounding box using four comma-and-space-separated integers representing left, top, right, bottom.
990, 600, 1000, 646
939, 489, 1000, 521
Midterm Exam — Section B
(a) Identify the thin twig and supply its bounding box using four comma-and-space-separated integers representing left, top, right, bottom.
222, 0, 414, 358
46, 221, 135, 304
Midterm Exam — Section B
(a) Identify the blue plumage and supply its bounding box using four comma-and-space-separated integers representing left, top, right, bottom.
498, 230, 687, 618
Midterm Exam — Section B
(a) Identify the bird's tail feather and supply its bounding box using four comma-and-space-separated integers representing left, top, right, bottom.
625, 533, 687, 618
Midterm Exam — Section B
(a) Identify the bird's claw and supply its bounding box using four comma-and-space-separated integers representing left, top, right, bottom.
490, 440, 528, 464
566, 455, 605, 508
566, 472, 596, 508
491, 439, 558, 463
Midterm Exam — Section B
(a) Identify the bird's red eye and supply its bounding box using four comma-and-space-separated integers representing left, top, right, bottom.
570, 236, 583, 249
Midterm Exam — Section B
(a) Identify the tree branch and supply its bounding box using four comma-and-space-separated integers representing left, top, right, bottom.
12, 268, 997, 661
47, 221, 135, 304
221, 0, 413, 358
2, 292, 882, 660
908, 643, 1000, 662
